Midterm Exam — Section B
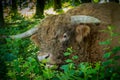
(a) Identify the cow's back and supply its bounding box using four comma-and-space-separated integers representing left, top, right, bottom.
67, 3, 120, 25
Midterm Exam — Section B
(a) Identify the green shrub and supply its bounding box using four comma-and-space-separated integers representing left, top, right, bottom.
1, 17, 120, 80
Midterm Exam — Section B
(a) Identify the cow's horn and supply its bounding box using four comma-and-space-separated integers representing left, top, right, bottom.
71, 15, 101, 24
9, 25, 39, 39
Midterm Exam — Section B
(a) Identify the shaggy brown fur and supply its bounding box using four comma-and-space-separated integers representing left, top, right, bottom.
31, 3, 120, 65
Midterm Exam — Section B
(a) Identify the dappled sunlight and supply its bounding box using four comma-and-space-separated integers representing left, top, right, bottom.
18, 7, 72, 18
63, 7, 71, 12
63, 2, 71, 7
4, 6, 72, 19
18, 7, 35, 18
44, 8, 57, 15
3, 7, 10, 18
44, 7, 72, 15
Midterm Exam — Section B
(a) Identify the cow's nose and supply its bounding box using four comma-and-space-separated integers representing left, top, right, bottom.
37, 53, 50, 61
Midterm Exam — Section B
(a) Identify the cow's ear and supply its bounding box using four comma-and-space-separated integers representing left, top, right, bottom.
30, 34, 40, 47
75, 25, 90, 43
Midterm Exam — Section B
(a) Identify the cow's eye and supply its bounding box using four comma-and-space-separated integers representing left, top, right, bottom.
59, 33, 70, 43
63, 33, 67, 38
62, 33, 69, 41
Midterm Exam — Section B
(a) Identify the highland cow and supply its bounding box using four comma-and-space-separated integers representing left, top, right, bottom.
10, 3, 120, 65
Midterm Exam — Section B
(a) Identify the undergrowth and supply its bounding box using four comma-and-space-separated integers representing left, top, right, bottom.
0, 16, 120, 80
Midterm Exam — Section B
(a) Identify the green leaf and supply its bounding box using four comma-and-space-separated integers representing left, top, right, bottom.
69, 63, 75, 70
99, 39, 111, 45
79, 63, 87, 72
34, 76, 44, 80
112, 46, 120, 54
93, 0, 99, 3
111, 33, 119, 37
113, 56, 120, 60
43, 69, 54, 79
60, 64, 69, 71
72, 55, 78, 60
102, 59, 113, 66
108, 26, 112, 31
64, 52, 71, 56
87, 68, 97, 75
108, 25, 115, 30
65, 59, 73, 63
103, 52, 112, 59
95, 62, 101, 71
23, 62, 29, 68
67, 47, 73, 53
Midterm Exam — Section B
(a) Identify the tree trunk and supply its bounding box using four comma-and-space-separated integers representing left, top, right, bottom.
3, 0, 7, 7
35, 0, 45, 18
19, 0, 22, 10
74, 0, 80, 3
81, 0, 91, 3
109, 0, 119, 3
53, 0, 62, 11
11, 0, 17, 13
72, 0, 80, 6
0, 0, 4, 27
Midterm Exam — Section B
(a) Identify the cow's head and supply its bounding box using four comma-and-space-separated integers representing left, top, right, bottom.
30, 15, 101, 65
